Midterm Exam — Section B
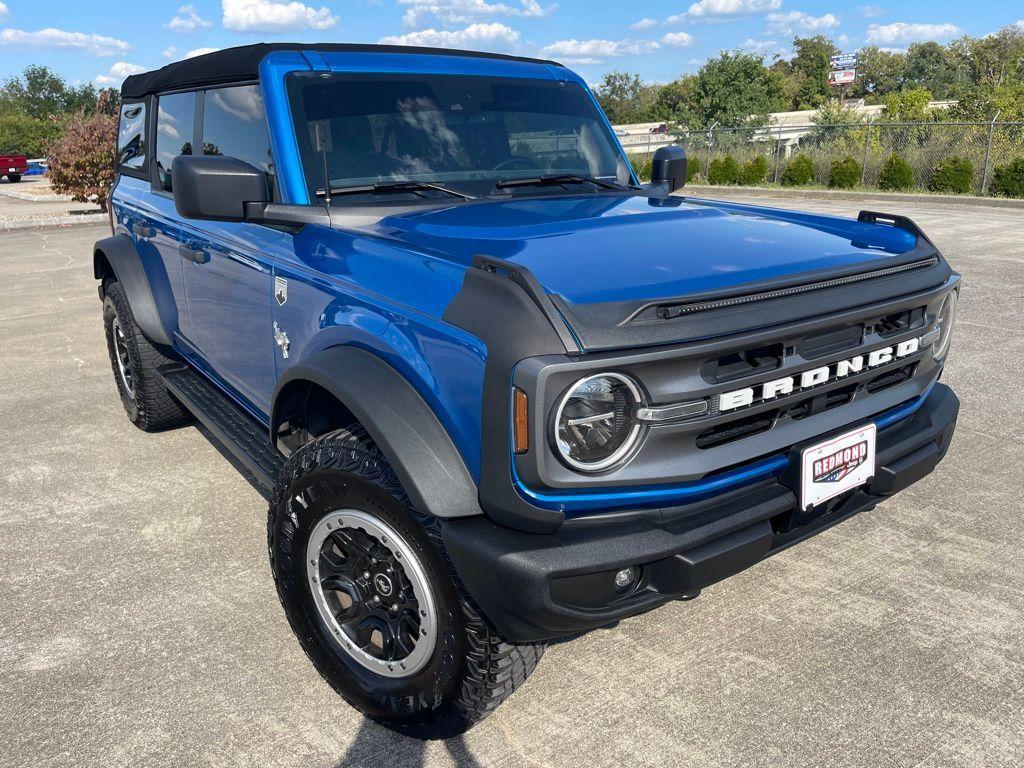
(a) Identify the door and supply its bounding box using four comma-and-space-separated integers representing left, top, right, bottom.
134, 93, 196, 338
180, 85, 286, 417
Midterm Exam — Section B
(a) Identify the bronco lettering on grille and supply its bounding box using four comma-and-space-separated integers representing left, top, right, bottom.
718, 337, 921, 412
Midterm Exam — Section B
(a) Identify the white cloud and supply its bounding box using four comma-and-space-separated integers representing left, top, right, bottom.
222, 0, 337, 32
629, 17, 658, 31
661, 31, 694, 48
186, 46, 221, 58
163, 46, 178, 59
380, 22, 520, 51
0, 27, 132, 56
537, 38, 659, 65
740, 37, 778, 52
95, 61, 146, 86
764, 11, 838, 35
166, 4, 212, 32
0, 3, 8, 22
669, 0, 781, 24
739, 37, 791, 59
866, 21, 960, 44
859, 5, 885, 18
398, 0, 551, 29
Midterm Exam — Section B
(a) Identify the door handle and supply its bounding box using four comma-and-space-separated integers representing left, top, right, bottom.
132, 222, 155, 238
178, 244, 210, 264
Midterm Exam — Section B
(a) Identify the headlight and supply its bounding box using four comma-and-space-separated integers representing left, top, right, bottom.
554, 373, 644, 472
933, 290, 958, 361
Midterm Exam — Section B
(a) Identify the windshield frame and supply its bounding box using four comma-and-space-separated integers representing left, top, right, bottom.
282, 70, 637, 205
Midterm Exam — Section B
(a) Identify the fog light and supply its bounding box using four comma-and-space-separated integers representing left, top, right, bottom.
614, 566, 639, 592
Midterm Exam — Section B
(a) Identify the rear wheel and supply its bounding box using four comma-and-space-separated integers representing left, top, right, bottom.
268, 427, 544, 739
102, 281, 190, 430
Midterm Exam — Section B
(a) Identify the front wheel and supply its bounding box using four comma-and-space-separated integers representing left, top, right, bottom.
6, 174, 21, 183
268, 427, 543, 739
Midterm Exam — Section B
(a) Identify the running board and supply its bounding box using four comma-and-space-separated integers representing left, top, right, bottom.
158, 365, 284, 496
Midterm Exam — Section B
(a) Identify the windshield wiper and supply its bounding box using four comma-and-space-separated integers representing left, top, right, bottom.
494, 174, 634, 191
315, 181, 476, 200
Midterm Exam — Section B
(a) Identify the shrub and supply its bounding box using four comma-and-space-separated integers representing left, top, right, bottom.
828, 156, 860, 189
708, 155, 741, 185
780, 155, 814, 186
630, 154, 653, 182
740, 156, 768, 186
928, 157, 974, 194
47, 91, 118, 211
990, 158, 1024, 198
878, 154, 914, 191
686, 156, 701, 182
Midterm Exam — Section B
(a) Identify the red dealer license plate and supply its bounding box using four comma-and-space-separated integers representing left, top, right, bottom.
800, 424, 876, 511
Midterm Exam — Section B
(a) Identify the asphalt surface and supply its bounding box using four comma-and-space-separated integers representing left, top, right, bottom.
1, 197, 1021, 768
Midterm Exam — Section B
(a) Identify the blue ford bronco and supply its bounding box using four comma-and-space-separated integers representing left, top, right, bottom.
96, 43, 960, 738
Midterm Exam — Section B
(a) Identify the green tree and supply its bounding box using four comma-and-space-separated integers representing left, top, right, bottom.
593, 71, 658, 124
788, 35, 841, 109
0, 110, 61, 156
947, 26, 1024, 90
856, 46, 906, 100
904, 42, 955, 98
0, 65, 98, 119
948, 82, 1024, 122
651, 75, 699, 126
883, 87, 934, 121
694, 51, 786, 126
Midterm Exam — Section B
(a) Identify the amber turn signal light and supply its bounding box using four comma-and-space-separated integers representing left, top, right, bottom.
513, 387, 529, 454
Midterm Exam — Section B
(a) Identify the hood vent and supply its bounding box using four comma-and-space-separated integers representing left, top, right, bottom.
654, 257, 938, 320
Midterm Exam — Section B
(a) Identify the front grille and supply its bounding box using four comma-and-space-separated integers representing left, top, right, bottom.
697, 409, 778, 449
875, 307, 926, 338
865, 362, 917, 394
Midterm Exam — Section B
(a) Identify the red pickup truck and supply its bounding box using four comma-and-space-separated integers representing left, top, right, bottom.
0, 153, 28, 183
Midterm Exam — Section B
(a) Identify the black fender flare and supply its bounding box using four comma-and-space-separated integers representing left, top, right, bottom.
271, 346, 481, 519
93, 234, 175, 347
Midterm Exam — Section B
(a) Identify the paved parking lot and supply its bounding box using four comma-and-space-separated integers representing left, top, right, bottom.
1, 196, 1022, 768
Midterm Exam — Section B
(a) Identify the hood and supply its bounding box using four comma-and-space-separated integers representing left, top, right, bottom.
371, 193, 922, 307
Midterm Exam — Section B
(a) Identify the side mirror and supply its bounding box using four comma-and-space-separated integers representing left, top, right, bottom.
171, 155, 268, 222
650, 145, 687, 194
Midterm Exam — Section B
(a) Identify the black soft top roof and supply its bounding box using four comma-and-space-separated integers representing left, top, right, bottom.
121, 43, 562, 99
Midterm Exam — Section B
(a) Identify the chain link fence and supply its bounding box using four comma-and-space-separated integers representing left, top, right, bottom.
627, 121, 1024, 196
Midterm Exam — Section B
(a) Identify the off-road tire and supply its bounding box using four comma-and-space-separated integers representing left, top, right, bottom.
268, 427, 544, 739
102, 281, 190, 431
7, 174, 21, 183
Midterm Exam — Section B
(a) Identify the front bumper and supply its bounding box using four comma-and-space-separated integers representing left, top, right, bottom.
442, 383, 958, 643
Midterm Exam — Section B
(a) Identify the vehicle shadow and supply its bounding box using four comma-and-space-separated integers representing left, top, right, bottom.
333, 718, 485, 768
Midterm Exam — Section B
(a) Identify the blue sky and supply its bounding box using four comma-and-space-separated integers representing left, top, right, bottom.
0, 0, 1020, 87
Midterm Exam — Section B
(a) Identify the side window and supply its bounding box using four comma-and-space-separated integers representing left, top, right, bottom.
155, 92, 196, 193
117, 102, 146, 171
201, 85, 275, 196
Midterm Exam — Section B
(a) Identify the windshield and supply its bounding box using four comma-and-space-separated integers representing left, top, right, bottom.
285, 72, 633, 201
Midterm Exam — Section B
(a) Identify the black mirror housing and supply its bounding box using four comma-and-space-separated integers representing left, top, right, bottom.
650, 145, 687, 193
171, 155, 269, 222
